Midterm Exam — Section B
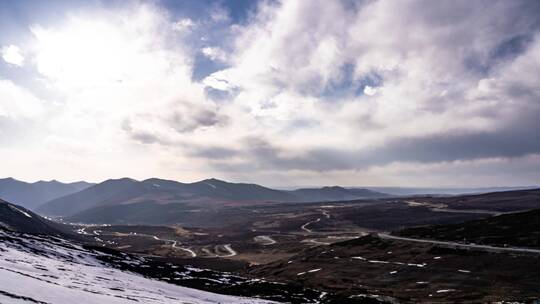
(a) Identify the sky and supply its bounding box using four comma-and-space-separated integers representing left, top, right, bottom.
0, 0, 539, 187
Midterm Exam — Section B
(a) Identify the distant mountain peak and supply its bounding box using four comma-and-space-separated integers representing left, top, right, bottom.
0, 178, 94, 210
34, 179, 62, 185
322, 185, 346, 190
143, 177, 166, 184
0, 177, 18, 182
202, 177, 226, 183
103, 177, 139, 184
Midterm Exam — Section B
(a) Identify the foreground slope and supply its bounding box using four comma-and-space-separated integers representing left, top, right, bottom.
0, 177, 92, 210
0, 229, 274, 304
0, 199, 275, 303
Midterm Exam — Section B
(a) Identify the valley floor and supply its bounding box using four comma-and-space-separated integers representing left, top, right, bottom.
67, 194, 540, 303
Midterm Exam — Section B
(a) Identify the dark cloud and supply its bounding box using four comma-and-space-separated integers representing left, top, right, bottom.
188, 145, 238, 159
491, 35, 534, 61
365, 124, 540, 167
202, 137, 352, 172
121, 118, 170, 145
129, 132, 164, 145
169, 108, 228, 133
202, 102, 540, 172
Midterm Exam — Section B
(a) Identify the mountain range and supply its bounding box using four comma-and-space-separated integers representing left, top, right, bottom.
0, 178, 93, 210
35, 178, 389, 220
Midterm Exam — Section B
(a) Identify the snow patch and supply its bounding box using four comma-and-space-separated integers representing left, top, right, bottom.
8, 205, 32, 218
436, 289, 456, 293
0, 230, 275, 304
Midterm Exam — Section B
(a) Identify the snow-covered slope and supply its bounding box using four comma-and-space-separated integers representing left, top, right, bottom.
0, 229, 275, 304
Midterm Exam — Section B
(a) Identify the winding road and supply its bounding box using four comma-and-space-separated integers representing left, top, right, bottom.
254, 235, 277, 245
301, 218, 321, 233
300, 209, 333, 233
321, 210, 331, 219
177, 247, 197, 257
302, 238, 330, 245
221, 244, 237, 257
201, 244, 238, 257
76, 227, 200, 257
167, 240, 197, 258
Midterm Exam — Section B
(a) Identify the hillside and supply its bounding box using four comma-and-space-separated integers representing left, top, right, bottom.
396, 208, 540, 248
413, 188, 540, 212
290, 186, 389, 201
367, 186, 537, 196
36, 178, 148, 217
0, 198, 77, 237
0, 177, 93, 210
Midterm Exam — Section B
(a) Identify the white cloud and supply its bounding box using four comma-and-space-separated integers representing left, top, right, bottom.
1, 1, 539, 186
203, 70, 236, 91
1, 45, 24, 66
193, 0, 540, 184
0, 4, 226, 182
172, 18, 195, 32
201, 46, 227, 62
31, 5, 194, 92
210, 5, 230, 23
363, 86, 377, 96
210, 1, 537, 143
0, 79, 44, 119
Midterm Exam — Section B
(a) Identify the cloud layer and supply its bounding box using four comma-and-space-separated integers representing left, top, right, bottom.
0, 0, 539, 186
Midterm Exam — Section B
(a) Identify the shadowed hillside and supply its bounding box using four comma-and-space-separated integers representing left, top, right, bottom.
396, 207, 540, 248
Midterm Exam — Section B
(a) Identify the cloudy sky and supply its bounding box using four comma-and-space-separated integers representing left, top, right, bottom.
0, 0, 539, 187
